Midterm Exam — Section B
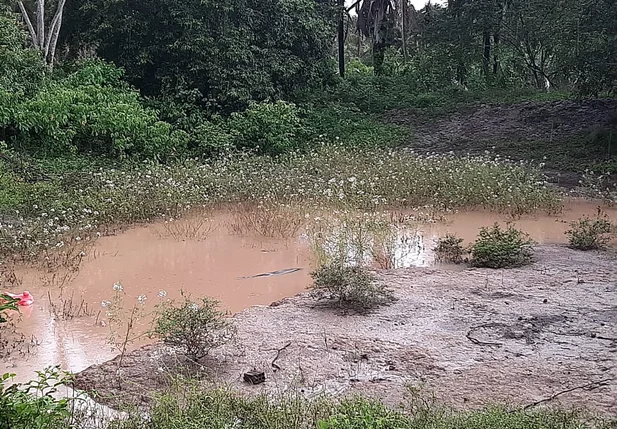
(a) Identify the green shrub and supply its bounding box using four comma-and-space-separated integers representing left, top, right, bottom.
433, 234, 467, 264
191, 117, 236, 156
9, 60, 188, 159
227, 100, 305, 155
309, 263, 394, 310
0, 367, 72, 429
565, 216, 614, 250
0, 55, 188, 160
470, 224, 534, 268
151, 294, 235, 361
303, 104, 410, 148
0, 13, 45, 96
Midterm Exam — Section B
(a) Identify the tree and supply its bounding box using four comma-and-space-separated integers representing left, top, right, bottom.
14, 0, 67, 66
61, 0, 335, 113
356, 0, 398, 75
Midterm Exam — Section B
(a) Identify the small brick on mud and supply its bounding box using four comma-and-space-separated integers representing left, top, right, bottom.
243, 370, 266, 385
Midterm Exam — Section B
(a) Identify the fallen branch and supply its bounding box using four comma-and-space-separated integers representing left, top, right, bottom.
523, 378, 614, 410
271, 341, 292, 371
466, 325, 503, 347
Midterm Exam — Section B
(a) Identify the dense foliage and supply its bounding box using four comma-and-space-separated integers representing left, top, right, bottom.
348, 0, 617, 95
62, 0, 335, 112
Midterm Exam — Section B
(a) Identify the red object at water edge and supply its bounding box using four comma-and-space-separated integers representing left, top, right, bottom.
3, 291, 34, 306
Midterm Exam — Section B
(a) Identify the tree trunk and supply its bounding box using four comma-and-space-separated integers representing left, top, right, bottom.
482, 30, 491, 80
493, 32, 500, 75
374, 39, 386, 75
17, 0, 68, 68
338, 0, 345, 77
402, 0, 408, 61
356, 1, 362, 57
36, 0, 44, 50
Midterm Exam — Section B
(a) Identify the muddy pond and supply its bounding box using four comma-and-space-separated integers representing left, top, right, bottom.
2, 200, 616, 383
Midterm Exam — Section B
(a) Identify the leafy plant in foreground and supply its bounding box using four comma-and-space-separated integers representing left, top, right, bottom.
151, 294, 235, 361
470, 224, 534, 268
0, 367, 73, 429
0, 294, 18, 324
565, 216, 615, 251
310, 263, 394, 310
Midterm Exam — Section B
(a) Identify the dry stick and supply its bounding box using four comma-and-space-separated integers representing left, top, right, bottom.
466, 325, 503, 347
523, 378, 614, 410
271, 341, 292, 371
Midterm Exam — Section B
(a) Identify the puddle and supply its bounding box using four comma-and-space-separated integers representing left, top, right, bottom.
1, 200, 616, 383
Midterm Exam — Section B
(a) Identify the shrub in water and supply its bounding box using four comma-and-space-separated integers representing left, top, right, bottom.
309, 263, 394, 310
433, 234, 467, 263
565, 216, 614, 250
470, 224, 534, 268
151, 294, 235, 361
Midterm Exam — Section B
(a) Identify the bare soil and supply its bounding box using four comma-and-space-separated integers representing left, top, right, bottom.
74, 245, 617, 415
387, 99, 617, 187
388, 99, 617, 150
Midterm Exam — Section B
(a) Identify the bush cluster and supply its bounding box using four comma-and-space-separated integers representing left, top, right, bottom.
566, 216, 615, 251
309, 263, 394, 310
151, 294, 235, 361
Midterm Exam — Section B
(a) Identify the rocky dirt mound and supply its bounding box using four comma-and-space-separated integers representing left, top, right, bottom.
387, 99, 617, 153
75, 245, 617, 415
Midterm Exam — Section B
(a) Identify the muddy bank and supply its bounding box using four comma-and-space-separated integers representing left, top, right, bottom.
388, 99, 617, 148
74, 245, 617, 415
5, 201, 616, 383
387, 99, 617, 187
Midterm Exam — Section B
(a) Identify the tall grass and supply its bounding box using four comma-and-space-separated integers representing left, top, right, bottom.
106, 385, 607, 429
0, 145, 561, 260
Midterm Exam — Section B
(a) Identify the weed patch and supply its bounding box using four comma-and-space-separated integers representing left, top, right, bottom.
470, 224, 534, 268
157, 210, 217, 241
433, 234, 467, 264
227, 203, 305, 238
566, 215, 615, 250
0, 146, 561, 261
309, 263, 394, 310
108, 385, 605, 429
151, 293, 235, 361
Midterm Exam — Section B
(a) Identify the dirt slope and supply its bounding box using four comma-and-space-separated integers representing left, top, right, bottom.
387, 99, 617, 152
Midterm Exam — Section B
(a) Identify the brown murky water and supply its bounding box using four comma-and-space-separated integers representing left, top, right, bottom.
2, 200, 616, 382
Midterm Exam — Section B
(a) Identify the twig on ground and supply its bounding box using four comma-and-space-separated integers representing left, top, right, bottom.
271, 341, 292, 371
466, 324, 503, 347
523, 378, 614, 410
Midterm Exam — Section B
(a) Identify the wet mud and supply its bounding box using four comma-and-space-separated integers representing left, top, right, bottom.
74, 245, 617, 414
2, 201, 616, 414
